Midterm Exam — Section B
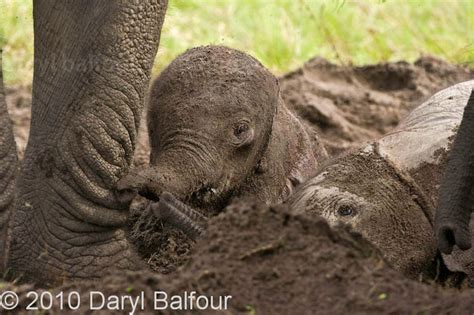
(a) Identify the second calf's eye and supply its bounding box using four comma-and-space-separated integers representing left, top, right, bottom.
337, 205, 355, 216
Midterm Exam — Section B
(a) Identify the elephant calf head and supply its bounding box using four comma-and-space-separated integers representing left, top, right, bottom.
289, 81, 474, 280
147, 46, 279, 212
118, 46, 323, 220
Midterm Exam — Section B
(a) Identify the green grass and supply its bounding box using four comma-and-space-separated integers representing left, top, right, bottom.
1, 0, 473, 85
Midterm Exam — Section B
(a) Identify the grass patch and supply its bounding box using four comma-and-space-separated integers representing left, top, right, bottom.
1, 0, 473, 85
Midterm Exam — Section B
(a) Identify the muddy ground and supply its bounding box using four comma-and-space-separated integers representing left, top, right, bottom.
3, 57, 474, 314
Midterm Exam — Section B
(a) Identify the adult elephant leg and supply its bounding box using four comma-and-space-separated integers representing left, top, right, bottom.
436, 90, 474, 254
0, 51, 18, 273
6, 0, 167, 285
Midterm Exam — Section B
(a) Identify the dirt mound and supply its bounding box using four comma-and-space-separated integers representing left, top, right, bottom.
3, 201, 474, 314
160, 201, 474, 314
281, 56, 474, 155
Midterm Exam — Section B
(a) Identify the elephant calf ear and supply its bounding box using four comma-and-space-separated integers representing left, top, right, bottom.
0, 51, 18, 273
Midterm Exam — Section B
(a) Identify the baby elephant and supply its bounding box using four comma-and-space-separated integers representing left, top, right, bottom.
118, 46, 327, 237
289, 81, 474, 282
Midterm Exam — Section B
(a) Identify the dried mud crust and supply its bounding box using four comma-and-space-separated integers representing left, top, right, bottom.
3, 201, 474, 314
281, 56, 474, 155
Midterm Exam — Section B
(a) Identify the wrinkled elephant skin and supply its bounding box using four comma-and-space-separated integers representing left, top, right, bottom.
4, 0, 168, 285
0, 52, 18, 274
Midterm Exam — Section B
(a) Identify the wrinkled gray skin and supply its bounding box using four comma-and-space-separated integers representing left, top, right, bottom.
0, 0, 168, 285
436, 90, 474, 255
289, 81, 474, 280
0, 52, 18, 274
118, 46, 327, 217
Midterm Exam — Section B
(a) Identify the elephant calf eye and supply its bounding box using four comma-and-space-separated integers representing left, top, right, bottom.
337, 205, 355, 216
234, 123, 249, 137
231, 121, 254, 147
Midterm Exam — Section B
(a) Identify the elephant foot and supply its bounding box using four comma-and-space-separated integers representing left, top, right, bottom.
150, 192, 207, 240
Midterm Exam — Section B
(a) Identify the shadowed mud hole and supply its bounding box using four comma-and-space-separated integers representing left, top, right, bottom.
4, 57, 474, 314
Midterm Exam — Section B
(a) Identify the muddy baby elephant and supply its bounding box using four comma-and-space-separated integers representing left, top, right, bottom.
118, 46, 327, 236
289, 80, 474, 281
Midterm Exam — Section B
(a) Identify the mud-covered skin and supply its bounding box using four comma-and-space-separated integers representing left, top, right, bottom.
290, 144, 436, 277
436, 90, 474, 255
119, 46, 326, 218
4, 1, 167, 285
290, 81, 474, 279
0, 52, 18, 273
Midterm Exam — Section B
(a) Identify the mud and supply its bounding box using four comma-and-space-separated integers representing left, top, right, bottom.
3, 57, 474, 313
2, 201, 474, 314
281, 56, 474, 155
127, 196, 194, 274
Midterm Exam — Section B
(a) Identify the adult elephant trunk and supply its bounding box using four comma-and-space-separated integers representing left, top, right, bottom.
5, 0, 167, 285
0, 51, 18, 273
